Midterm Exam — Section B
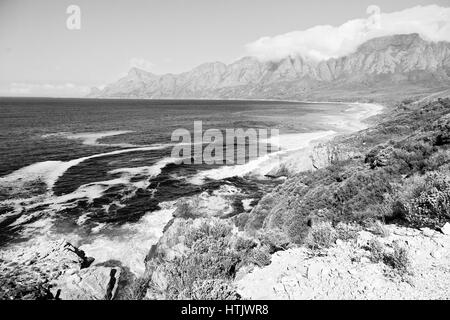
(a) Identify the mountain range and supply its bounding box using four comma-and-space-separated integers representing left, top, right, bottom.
88, 34, 450, 101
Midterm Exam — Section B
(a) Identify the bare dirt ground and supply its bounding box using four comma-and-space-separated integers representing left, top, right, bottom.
237, 225, 450, 299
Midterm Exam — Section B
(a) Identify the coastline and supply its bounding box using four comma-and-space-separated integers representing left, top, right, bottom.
0, 100, 388, 299
68, 101, 386, 275
265, 102, 385, 175
80, 101, 386, 274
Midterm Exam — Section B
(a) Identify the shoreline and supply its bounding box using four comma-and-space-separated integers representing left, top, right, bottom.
2, 95, 384, 107
265, 102, 385, 175
75, 101, 386, 274
0, 100, 387, 281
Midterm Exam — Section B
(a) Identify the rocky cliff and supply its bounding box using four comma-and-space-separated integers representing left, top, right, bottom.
0, 240, 122, 300
89, 34, 450, 100
237, 224, 450, 299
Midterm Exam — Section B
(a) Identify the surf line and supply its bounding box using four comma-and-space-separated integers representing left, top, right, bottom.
0, 144, 174, 193
170, 120, 280, 165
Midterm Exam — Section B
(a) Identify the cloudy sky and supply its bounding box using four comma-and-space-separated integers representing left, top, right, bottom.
0, 0, 449, 97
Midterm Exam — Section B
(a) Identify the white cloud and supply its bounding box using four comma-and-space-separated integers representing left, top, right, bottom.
9, 83, 90, 97
129, 57, 154, 71
245, 5, 450, 61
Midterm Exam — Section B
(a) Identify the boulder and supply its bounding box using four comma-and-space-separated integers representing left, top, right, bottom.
52, 266, 121, 300
441, 222, 450, 236
0, 239, 94, 300
356, 231, 373, 248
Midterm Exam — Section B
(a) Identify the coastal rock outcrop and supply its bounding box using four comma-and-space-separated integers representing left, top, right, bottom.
51, 265, 121, 300
236, 225, 450, 299
0, 239, 121, 300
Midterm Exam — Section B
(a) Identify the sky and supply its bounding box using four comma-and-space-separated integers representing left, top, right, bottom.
0, 0, 449, 97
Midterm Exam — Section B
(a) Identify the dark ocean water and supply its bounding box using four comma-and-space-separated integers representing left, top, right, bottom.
0, 98, 348, 252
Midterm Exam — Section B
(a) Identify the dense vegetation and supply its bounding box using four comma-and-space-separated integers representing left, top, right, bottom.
240, 98, 450, 244
139, 97, 450, 299
142, 218, 274, 299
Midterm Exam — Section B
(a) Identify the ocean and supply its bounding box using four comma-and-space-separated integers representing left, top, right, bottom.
0, 97, 359, 274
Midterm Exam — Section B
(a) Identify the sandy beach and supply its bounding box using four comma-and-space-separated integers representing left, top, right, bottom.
262, 102, 385, 175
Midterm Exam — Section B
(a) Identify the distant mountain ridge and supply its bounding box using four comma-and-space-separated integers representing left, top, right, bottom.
88, 34, 450, 101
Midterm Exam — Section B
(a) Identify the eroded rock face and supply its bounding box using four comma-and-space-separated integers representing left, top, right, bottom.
0, 239, 121, 300
236, 225, 450, 299
51, 266, 121, 300
0, 240, 92, 299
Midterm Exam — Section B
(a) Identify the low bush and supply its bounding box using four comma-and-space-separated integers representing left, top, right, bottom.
398, 171, 450, 228
248, 245, 272, 267
366, 239, 411, 277
129, 274, 151, 300
174, 199, 198, 219
367, 238, 385, 263
159, 241, 239, 299
383, 242, 411, 277
241, 98, 450, 245
335, 222, 361, 241
257, 229, 290, 253
305, 221, 337, 250
152, 219, 271, 299
366, 219, 390, 237
286, 216, 311, 244
191, 279, 241, 300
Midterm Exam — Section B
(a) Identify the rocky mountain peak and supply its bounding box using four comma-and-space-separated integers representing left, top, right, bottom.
127, 67, 156, 79
89, 34, 450, 100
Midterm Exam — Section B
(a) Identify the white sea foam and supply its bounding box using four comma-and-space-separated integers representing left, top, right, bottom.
79, 204, 176, 275
316, 103, 385, 133
189, 130, 336, 185
42, 130, 136, 147
109, 156, 177, 178
188, 102, 384, 184
4, 155, 178, 220
266, 130, 336, 151
3, 203, 176, 276
1, 102, 386, 276
0, 144, 172, 195
242, 198, 254, 211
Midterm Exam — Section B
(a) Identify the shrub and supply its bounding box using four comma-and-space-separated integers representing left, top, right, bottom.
185, 220, 233, 248
367, 238, 385, 263
398, 172, 450, 228
248, 245, 272, 267
366, 219, 390, 237
191, 279, 241, 300
335, 222, 361, 241
174, 199, 197, 219
286, 216, 310, 244
244, 194, 276, 230
129, 274, 151, 300
152, 219, 271, 300
160, 239, 239, 299
257, 229, 290, 253
306, 221, 337, 250
383, 242, 411, 277
366, 239, 411, 277
389, 141, 436, 174
233, 236, 257, 252
332, 170, 393, 221
239, 98, 450, 245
